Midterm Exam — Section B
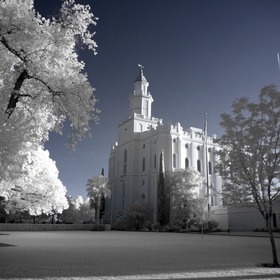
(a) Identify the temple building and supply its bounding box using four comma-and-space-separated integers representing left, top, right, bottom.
108, 67, 223, 224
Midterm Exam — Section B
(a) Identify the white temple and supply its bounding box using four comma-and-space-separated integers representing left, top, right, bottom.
108, 67, 223, 224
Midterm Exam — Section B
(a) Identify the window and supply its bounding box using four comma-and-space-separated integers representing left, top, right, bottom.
154, 154, 157, 169
197, 159, 201, 173
208, 147, 212, 153
142, 157, 145, 172
173, 138, 176, 143
173, 153, 176, 168
123, 149, 127, 174
185, 143, 189, 149
121, 183, 125, 211
197, 146, 201, 151
185, 158, 189, 169
209, 161, 213, 175
143, 143, 145, 149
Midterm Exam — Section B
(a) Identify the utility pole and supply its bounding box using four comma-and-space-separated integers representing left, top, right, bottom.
204, 113, 210, 228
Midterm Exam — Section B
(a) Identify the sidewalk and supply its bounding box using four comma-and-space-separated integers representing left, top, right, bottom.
208, 231, 280, 238
2, 267, 280, 280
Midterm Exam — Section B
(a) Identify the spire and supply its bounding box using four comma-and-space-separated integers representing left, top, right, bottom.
129, 65, 153, 118
134, 64, 147, 83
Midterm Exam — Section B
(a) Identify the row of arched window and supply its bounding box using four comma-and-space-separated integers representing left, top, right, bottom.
174, 154, 213, 174
123, 149, 213, 174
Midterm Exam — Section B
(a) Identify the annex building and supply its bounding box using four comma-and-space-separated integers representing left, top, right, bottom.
108, 67, 223, 224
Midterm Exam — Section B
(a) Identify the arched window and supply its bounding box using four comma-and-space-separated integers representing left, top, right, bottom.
121, 182, 125, 211
173, 153, 176, 168
154, 154, 157, 169
185, 158, 189, 169
142, 157, 145, 172
209, 161, 212, 175
197, 159, 201, 173
123, 149, 127, 174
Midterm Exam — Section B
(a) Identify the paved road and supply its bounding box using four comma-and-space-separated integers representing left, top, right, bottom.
0, 231, 280, 279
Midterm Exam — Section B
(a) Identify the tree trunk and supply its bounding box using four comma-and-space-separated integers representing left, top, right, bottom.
95, 196, 100, 225
267, 214, 279, 267
5, 69, 29, 118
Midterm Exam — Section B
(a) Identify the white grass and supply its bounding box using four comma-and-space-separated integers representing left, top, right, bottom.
7, 267, 280, 280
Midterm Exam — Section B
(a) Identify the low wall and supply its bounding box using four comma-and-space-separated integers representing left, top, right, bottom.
0, 223, 111, 231
211, 206, 229, 231
211, 205, 280, 231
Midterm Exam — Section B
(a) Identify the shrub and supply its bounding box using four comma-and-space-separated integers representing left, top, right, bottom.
113, 216, 136, 231
151, 222, 161, 231
143, 220, 153, 231
195, 219, 219, 232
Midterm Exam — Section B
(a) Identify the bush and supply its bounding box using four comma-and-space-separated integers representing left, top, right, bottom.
113, 216, 136, 231
195, 219, 219, 232
143, 220, 153, 231
151, 222, 161, 231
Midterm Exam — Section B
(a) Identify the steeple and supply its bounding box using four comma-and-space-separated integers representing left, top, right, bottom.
134, 64, 147, 83
129, 65, 153, 118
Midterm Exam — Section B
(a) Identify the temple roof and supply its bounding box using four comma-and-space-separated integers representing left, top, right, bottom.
134, 68, 147, 83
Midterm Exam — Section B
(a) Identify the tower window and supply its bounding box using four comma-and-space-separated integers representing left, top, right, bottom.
197, 159, 201, 173
173, 154, 176, 168
154, 154, 157, 169
185, 158, 189, 169
142, 157, 145, 172
121, 182, 125, 210
209, 161, 213, 175
123, 149, 127, 174
197, 146, 201, 151
185, 143, 189, 149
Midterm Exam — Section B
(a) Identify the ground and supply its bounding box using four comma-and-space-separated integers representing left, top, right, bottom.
0, 231, 280, 279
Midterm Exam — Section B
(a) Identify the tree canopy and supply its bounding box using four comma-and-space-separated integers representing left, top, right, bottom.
0, 0, 98, 215
219, 85, 280, 266
167, 169, 205, 229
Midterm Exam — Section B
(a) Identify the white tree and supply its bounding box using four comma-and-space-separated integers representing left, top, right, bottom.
167, 169, 205, 229
3, 147, 69, 216
0, 0, 99, 212
61, 196, 94, 224
0, 0, 98, 143
86, 175, 111, 225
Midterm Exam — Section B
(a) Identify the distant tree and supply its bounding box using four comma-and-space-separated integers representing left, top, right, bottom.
61, 196, 94, 224
167, 169, 205, 229
128, 201, 147, 230
157, 150, 169, 226
0, 0, 99, 198
218, 85, 280, 267
2, 147, 69, 216
86, 175, 111, 225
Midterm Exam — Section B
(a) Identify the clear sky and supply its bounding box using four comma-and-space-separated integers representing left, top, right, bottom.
35, 0, 280, 198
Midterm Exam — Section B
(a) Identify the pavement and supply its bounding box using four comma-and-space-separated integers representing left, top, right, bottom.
0, 231, 280, 280
208, 231, 280, 238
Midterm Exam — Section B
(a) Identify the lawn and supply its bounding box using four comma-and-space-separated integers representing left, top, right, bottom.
0, 231, 279, 278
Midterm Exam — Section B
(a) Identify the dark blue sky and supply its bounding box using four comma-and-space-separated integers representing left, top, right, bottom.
36, 0, 280, 197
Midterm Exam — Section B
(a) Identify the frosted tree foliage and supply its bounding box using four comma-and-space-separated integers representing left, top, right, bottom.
219, 85, 280, 267
3, 147, 68, 216
168, 169, 205, 228
0, 0, 98, 214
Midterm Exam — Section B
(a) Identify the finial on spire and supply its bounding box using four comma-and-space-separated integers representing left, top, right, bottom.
138, 64, 144, 75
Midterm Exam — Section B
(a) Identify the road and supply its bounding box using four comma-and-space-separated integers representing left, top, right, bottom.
0, 231, 280, 279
